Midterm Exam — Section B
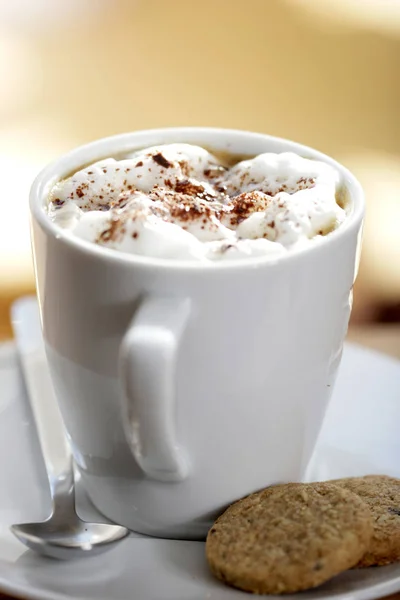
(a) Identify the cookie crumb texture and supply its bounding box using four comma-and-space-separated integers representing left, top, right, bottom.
333, 475, 400, 567
206, 483, 373, 595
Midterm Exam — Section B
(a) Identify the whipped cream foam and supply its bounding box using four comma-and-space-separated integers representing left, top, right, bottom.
48, 143, 346, 262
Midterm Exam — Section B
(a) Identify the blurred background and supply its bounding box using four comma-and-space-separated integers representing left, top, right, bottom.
0, 0, 399, 352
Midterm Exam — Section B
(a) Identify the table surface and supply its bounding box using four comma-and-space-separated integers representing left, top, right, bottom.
0, 324, 398, 599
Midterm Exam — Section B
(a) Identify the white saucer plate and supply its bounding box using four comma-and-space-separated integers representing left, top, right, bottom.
0, 341, 400, 600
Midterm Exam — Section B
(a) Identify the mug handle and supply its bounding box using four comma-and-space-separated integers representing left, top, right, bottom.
119, 296, 191, 482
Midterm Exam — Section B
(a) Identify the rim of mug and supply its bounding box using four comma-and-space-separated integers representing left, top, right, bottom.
30, 127, 365, 272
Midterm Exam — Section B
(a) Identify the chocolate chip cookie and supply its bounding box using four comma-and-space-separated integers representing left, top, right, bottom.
333, 475, 400, 567
206, 483, 373, 594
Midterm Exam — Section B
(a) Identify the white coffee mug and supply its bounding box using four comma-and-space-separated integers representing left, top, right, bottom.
30, 128, 364, 539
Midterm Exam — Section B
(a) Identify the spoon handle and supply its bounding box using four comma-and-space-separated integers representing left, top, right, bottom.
11, 296, 72, 497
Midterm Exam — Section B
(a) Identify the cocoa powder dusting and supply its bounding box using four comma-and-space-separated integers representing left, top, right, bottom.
152, 153, 172, 169
160, 192, 221, 223
228, 192, 271, 226
98, 215, 123, 243
174, 179, 216, 203
296, 176, 316, 190
178, 160, 190, 177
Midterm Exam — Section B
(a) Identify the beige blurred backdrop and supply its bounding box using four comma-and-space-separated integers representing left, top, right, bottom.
0, 0, 399, 339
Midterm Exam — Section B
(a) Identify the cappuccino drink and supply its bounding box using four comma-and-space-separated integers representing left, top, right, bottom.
47, 143, 346, 262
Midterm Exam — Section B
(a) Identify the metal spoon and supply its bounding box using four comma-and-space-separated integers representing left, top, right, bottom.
10, 297, 129, 560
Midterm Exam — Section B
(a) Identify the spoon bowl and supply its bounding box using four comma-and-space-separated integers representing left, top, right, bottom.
11, 516, 129, 560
